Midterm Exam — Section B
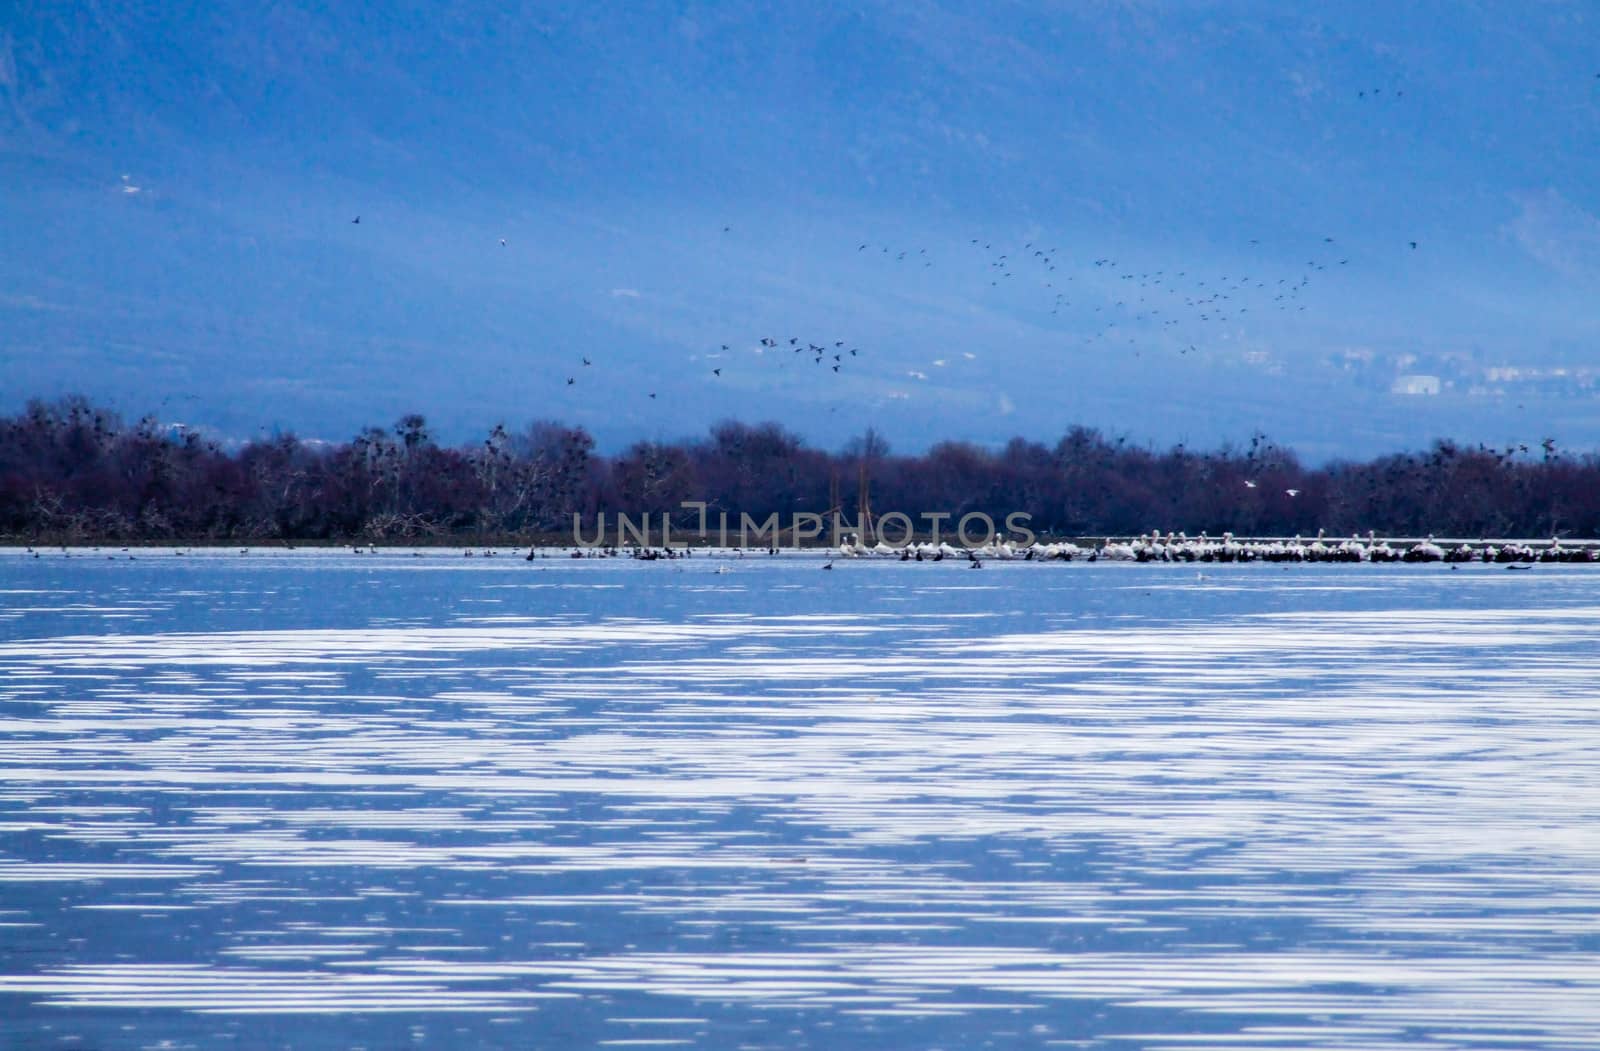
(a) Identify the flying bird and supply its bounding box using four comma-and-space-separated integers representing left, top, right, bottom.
713, 368, 722, 376
582, 357, 591, 366
566, 377, 575, 386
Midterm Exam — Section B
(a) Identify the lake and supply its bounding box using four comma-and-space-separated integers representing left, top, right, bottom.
3, 548, 1599, 1049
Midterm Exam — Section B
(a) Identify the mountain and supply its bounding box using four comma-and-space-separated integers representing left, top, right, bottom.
4, 1, 1599, 458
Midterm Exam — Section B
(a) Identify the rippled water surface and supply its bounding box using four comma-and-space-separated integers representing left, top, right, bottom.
3, 548, 1600, 1049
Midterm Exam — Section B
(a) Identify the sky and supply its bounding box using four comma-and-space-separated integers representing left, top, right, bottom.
3, 1, 1600, 460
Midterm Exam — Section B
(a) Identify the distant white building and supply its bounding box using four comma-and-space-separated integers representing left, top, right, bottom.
1391, 374, 1442, 396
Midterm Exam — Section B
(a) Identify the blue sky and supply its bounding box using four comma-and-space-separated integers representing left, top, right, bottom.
4, 1, 1600, 459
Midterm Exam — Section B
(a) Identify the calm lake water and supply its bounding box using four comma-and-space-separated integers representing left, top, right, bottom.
3, 549, 1600, 1050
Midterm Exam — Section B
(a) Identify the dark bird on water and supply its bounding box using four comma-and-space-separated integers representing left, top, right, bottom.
566, 377, 575, 386
351, 216, 360, 224
1409, 241, 1418, 249
713, 368, 722, 376
582, 357, 591, 366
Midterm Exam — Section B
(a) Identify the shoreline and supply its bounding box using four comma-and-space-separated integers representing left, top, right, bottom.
5, 534, 1597, 565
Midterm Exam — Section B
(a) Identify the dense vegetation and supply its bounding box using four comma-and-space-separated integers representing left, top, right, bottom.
2, 396, 1597, 543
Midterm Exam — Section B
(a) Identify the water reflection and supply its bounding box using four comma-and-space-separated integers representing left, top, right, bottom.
2, 552, 1599, 1048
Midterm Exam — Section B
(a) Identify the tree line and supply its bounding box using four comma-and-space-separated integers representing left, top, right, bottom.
2, 395, 1597, 543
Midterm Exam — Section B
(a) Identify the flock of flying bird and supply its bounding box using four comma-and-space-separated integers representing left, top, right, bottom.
338, 73, 1600, 422
649, 222, 1426, 394
340, 209, 1424, 430
413, 227, 1416, 408
345, 204, 1427, 412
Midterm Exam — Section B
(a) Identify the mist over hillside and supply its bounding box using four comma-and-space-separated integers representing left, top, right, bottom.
4, 3, 1599, 458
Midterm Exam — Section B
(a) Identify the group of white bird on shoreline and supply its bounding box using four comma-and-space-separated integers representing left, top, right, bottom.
831, 531, 1595, 564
